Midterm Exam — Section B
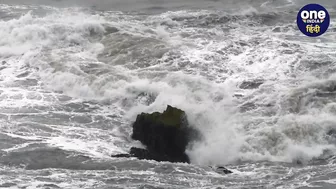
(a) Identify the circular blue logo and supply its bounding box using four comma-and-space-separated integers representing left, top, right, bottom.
297, 4, 330, 37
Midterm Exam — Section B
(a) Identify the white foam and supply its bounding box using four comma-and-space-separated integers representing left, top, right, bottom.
1, 5, 336, 167
46, 136, 117, 159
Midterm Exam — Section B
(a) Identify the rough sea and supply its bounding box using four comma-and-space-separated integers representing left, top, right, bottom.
0, 0, 335, 188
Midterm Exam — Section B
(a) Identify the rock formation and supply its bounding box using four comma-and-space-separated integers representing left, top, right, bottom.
111, 105, 232, 174
112, 105, 197, 163
212, 166, 233, 174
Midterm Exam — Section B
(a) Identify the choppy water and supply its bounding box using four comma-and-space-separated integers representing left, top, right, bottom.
0, 0, 335, 188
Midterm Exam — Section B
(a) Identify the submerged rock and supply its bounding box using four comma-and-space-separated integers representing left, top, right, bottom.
111, 153, 132, 158
214, 166, 233, 174
128, 147, 189, 163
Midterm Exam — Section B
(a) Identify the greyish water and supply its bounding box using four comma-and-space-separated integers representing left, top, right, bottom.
0, 0, 335, 188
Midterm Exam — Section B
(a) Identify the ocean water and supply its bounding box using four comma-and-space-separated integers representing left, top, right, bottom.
0, 0, 335, 188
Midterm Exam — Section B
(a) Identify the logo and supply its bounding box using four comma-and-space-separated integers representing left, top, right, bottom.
297, 4, 330, 37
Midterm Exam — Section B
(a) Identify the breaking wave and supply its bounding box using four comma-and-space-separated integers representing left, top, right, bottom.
0, 3, 335, 170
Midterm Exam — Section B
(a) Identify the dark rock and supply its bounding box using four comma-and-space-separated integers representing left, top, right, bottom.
128, 147, 190, 163
111, 153, 132, 158
111, 105, 232, 174
208, 165, 233, 174
111, 105, 199, 163
130, 105, 197, 163
215, 166, 233, 174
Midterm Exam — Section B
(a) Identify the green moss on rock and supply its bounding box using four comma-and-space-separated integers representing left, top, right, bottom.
139, 105, 186, 128
131, 105, 192, 163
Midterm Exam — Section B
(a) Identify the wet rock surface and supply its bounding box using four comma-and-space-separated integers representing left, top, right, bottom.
112, 105, 194, 163
111, 105, 232, 173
